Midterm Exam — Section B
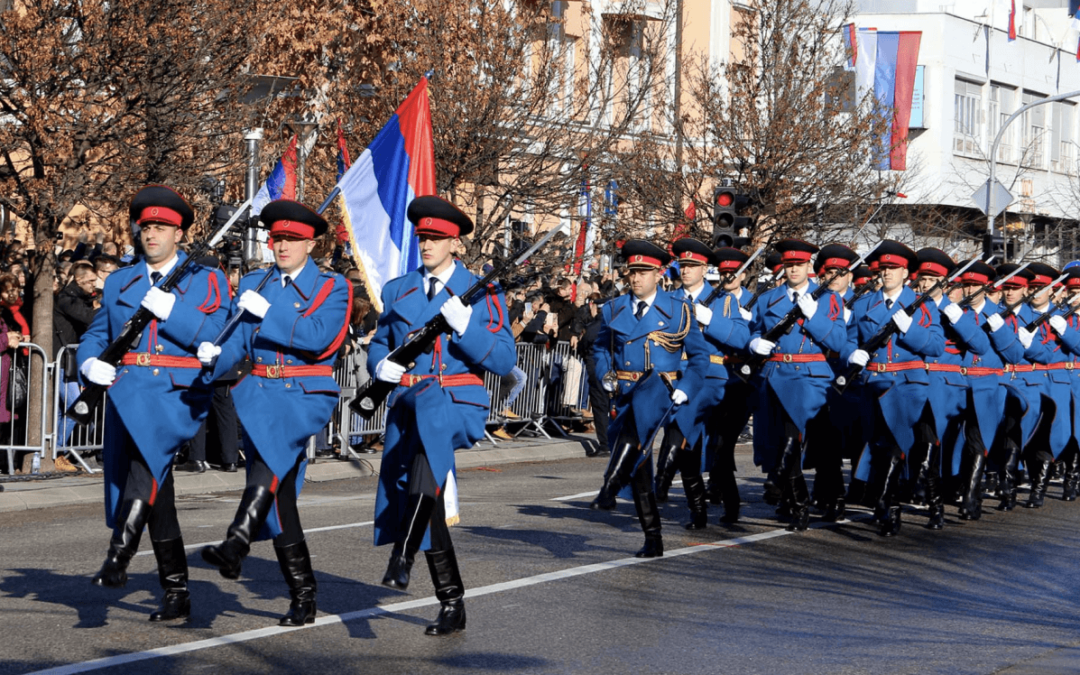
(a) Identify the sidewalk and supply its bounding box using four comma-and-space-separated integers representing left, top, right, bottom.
0, 434, 599, 514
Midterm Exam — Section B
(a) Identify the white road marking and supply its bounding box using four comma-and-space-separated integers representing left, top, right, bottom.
133, 521, 375, 557
33, 528, 794, 675
550, 480, 682, 502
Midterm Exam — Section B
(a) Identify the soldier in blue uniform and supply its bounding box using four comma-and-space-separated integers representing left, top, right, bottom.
844, 241, 945, 537
367, 196, 516, 636
79, 185, 230, 622
590, 240, 710, 556
748, 239, 847, 532
1046, 265, 1080, 501
197, 199, 352, 626
653, 239, 749, 529
802, 243, 859, 523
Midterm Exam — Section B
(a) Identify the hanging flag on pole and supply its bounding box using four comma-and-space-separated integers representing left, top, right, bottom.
334, 120, 353, 255
841, 23, 858, 71
250, 135, 298, 261
336, 77, 436, 310
866, 30, 921, 171
1008, 0, 1017, 42
573, 172, 592, 276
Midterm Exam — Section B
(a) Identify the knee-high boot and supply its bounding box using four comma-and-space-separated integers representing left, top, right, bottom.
149, 537, 190, 622
715, 469, 741, 524
1025, 457, 1052, 509
92, 499, 152, 588
275, 540, 317, 626
959, 451, 986, 521
590, 439, 640, 510
1061, 449, 1079, 501
776, 436, 808, 531
631, 467, 663, 558
654, 431, 681, 503
924, 443, 944, 530
878, 454, 904, 537
382, 493, 436, 590
424, 547, 466, 636
997, 439, 1021, 511
201, 485, 276, 579
682, 474, 708, 530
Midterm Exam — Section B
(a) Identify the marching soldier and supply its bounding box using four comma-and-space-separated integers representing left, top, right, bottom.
844, 241, 944, 537
654, 239, 749, 530
1046, 265, 1080, 501
367, 196, 516, 635
197, 199, 352, 626
80, 185, 230, 622
748, 239, 847, 532
591, 240, 710, 556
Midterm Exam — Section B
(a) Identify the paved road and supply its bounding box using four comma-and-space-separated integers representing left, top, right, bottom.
2, 451, 1080, 675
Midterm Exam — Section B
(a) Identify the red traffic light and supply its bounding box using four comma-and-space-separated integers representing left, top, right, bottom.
716, 191, 735, 207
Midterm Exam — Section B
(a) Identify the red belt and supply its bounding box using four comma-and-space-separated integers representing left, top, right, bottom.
1035, 362, 1076, 371
121, 353, 201, 368
924, 363, 961, 373
867, 361, 924, 373
1003, 364, 1036, 373
251, 364, 333, 379
767, 353, 826, 363
399, 373, 484, 387
963, 366, 1003, 377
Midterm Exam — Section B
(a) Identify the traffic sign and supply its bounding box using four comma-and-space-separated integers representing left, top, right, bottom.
972, 179, 1013, 218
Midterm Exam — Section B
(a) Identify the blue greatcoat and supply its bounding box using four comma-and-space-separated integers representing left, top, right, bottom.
369, 262, 516, 551
923, 297, 978, 476
1054, 313, 1080, 442
207, 261, 351, 538
749, 282, 846, 472
990, 307, 1062, 455
842, 287, 945, 465
952, 301, 1011, 472
1029, 307, 1073, 459
668, 288, 750, 473
78, 253, 230, 528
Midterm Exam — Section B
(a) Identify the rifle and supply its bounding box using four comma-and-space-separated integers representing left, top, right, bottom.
956, 262, 1029, 309
67, 197, 254, 424
742, 268, 785, 312
206, 188, 341, 351
845, 273, 881, 309
1018, 272, 1072, 331
349, 225, 560, 419
832, 256, 982, 394
734, 249, 872, 383
697, 246, 764, 307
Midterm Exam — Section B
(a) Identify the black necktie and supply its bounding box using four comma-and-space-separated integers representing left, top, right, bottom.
150, 272, 161, 286
283, 276, 293, 288
427, 278, 438, 301
635, 300, 647, 320
885, 299, 894, 310
791, 291, 799, 305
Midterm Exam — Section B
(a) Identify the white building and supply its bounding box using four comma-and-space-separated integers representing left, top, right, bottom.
856, 0, 1080, 264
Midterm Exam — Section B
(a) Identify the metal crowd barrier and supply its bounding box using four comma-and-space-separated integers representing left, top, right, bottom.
0, 342, 51, 475
52, 344, 106, 473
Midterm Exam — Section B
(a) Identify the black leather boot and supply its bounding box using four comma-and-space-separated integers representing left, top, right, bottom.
822, 496, 846, 523
959, 452, 986, 521
763, 468, 783, 506
875, 453, 904, 537
682, 474, 708, 530
149, 537, 191, 622
424, 547, 466, 636
786, 474, 811, 532
924, 471, 944, 530
92, 499, 152, 588
275, 540, 317, 626
632, 469, 663, 558
590, 440, 639, 510
997, 439, 1021, 511
1062, 450, 1079, 501
654, 432, 681, 503
716, 470, 741, 524
202, 485, 276, 580
1025, 457, 1052, 509
382, 493, 436, 590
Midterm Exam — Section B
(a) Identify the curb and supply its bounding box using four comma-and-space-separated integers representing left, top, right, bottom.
0, 436, 597, 514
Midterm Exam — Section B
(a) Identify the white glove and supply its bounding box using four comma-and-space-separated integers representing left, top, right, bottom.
987, 313, 1005, 333
237, 290, 271, 319
80, 358, 116, 386
375, 358, 407, 384
140, 287, 175, 321
891, 310, 913, 333
602, 377, 616, 393
738, 307, 752, 322
749, 337, 775, 356
1018, 327, 1035, 349
440, 296, 473, 335
197, 341, 221, 366
694, 304, 713, 327
848, 349, 870, 367
1049, 315, 1068, 336
671, 389, 688, 405
797, 293, 818, 320
941, 304, 963, 324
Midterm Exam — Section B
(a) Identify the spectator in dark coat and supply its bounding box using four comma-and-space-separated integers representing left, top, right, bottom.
573, 293, 610, 455
54, 262, 98, 358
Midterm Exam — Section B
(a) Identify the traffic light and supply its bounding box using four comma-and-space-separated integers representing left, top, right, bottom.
712, 187, 752, 248
982, 233, 1005, 263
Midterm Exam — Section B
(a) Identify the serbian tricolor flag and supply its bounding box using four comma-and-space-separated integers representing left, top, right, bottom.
573, 173, 592, 276
869, 31, 921, 171
336, 77, 435, 310
250, 135, 298, 261
1008, 0, 1017, 42
1072, 0, 1080, 61
842, 23, 858, 71
334, 120, 352, 253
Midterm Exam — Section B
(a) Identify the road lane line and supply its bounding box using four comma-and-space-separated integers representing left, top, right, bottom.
31, 528, 794, 675
550, 480, 682, 502
133, 521, 376, 557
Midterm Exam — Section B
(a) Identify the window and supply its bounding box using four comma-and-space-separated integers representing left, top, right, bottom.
954, 79, 982, 156
990, 84, 1016, 163
1021, 91, 1046, 169
1051, 101, 1075, 174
